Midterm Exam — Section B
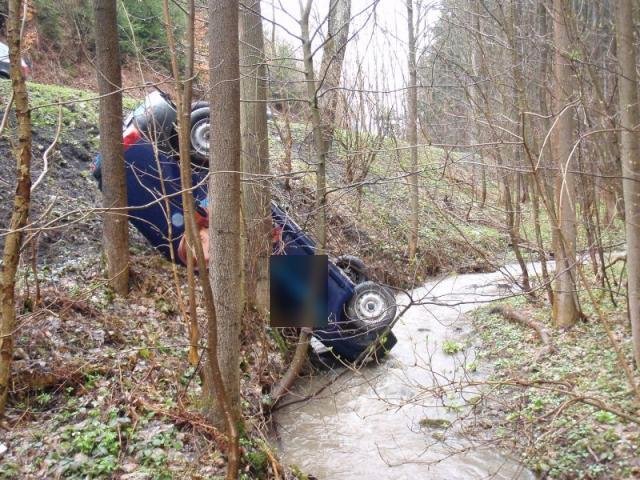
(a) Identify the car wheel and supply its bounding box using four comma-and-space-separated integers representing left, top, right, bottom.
190, 107, 210, 165
345, 281, 396, 332
336, 255, 368, 284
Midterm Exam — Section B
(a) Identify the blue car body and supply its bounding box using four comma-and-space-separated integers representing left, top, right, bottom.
93, 93, 396, 363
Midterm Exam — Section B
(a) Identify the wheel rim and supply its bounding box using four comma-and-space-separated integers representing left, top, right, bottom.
356, 291, 385, 324
191, 118, 210, 158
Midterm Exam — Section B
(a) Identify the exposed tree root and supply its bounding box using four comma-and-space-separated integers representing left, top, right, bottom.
269, 329, 310, 409
490, 305, 557, 361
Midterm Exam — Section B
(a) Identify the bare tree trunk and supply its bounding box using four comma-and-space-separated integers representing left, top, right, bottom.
282, 103, 293, 190
506, 176, 531, 292
0, 0, 31, 417
94, 0, 129, 296
406, 0, 419, 259
300, 0, 327, 252
165, 3, 240, 475
278, 0, 345, 394
319, 0, 351, 153
208, 0, 243, 424
531, 181, 554, 305
506, 0, 531, 293
240, 0, 270, 314
615, 0, 640, 368
551, 0, 579, 327
161, 0, 201, 367
469, 0, 486, 209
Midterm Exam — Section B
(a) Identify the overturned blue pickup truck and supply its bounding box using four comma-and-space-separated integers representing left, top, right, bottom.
92, 87, 397, 364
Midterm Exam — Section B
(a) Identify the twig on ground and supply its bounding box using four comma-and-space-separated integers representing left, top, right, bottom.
31, 102, 63, 192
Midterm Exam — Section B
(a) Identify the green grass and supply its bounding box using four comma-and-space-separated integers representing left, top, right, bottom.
0, 81, 137, 142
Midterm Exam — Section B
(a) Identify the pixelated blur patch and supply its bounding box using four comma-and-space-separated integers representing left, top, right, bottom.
270, 255, 328, 328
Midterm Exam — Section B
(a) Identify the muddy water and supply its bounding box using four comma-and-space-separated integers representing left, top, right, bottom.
274, 265, 544, 480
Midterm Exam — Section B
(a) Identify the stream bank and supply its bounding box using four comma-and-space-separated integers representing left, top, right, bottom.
274, 266, 538, 479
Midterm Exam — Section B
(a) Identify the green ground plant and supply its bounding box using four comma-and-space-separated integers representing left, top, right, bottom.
472, 270, 640, 479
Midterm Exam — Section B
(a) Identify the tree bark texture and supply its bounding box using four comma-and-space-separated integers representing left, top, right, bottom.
208, 0, 242, 420
551, 0, 579, 327
301, 0, 327, 252
163, 2, 240, 474
615, 0, 640, 368
240, 0, 270, 314
94, 0, 129, 296
0, 0, 32, 417
318, 0, 351, 153
406, 0, 419, 259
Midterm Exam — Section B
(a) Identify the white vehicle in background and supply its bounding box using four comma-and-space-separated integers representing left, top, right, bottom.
0, 41, 31, 79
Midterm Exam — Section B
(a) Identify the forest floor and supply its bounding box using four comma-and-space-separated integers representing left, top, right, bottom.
0, 81, 295, 479
0, 80, 509, 479
3, 80, 635, 479
471, 271, 640, 480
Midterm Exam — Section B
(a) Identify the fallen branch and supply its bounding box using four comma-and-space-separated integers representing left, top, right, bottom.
490, 305, 557, 361
31, 102, 63, 192
477, 378, 640, 426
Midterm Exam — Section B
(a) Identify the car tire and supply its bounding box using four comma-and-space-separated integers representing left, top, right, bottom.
345, 281, 396, 333
336, 255, 368, 284
191, 100, 209, 111
190, 107, 210, 165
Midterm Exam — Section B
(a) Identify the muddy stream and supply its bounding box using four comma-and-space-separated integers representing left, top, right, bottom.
274, 265, 543, 479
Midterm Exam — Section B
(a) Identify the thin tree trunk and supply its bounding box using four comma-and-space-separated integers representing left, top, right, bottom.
208, 0, 243, 425
507, 0, 531, 293
161, 0, 201, 368
300, 0, 327, 252
0, 0, 31, 417
318, 0, 351, 154
615, 0, 640, 368
165, 2, 240, 474
278, 0, 343, 393
551, 0, 579, 327
406, 0, 419, 259
240, 0, 270, 314
531, 181, 554, 305
283, 104, 293, 190
94, 0, 129, 296
470, 1, 486, 209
